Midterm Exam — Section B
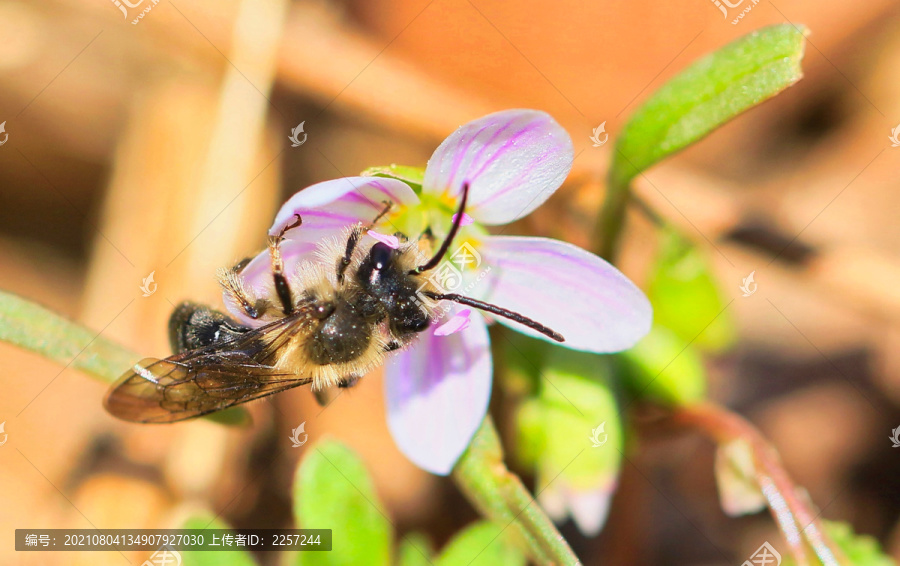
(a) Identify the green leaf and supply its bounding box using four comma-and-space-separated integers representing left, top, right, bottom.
821, 521, 896, 566
647, 230, 735, 352
294, 439, 392, 566
610, 23, 807, 187
435, 522, 525, 566
203, 406, 253, 426
514, 349, 622, 535
619, 325, 707, 406
596, 24, 807, 260
500, 331, 551, 396
780, 521, 897, 566
179, 514, 258, 566
396, 533, 433, 566
361, 164, 425, 193
533, 350, 622, 491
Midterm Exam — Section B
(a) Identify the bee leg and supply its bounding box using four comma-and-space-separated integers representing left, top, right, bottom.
337, 225, 364, 284
337, 375, 360, 388
384, 340, 402, 352
335, 201, 395, 284
269, 214, 302, 315
232, 256, 253, 273
366, 200, 394, 229
217, 265, 270, 320
313, 388, 333, 407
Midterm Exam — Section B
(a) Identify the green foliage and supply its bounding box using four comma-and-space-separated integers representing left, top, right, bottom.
500, 331, 552, 395
609, 23, 807, 187
179, 515, 258, 566
452, 419, 581, 564
361, 164, 425, 193
821, 521, 896, 566
435, 522, 525, 566
619, 325, 707, 406
396, 533, 434, 566
596, 24, 807, 260
0, 291, 250, 424
0, 290, 138, 384
294, 439, 393, 566
780, 520, 896, 566
647, 230, 736, 352
516, 349, 622, 493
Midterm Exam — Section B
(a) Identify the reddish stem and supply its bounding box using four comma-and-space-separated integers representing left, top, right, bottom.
672, 402, 845, 566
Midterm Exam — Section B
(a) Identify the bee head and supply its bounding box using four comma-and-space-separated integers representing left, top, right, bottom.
356, 242, 430, 334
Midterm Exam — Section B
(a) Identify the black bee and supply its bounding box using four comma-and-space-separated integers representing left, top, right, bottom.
104, 184, 563, 423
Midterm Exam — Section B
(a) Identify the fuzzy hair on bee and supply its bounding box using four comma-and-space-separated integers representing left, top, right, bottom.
104, 183, 564, 424
217, 226, 441, 391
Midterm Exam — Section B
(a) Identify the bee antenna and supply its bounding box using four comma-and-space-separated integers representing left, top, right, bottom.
422, 291, 565, 342
411, 182, 470, 274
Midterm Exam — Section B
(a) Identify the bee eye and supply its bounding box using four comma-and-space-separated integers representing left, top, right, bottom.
369, 242, 394, 269
313, 302, 335, 320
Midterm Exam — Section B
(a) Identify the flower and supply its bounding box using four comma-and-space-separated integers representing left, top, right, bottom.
225, 109, 652, 474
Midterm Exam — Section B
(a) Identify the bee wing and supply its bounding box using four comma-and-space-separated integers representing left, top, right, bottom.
104, 310, 314, 423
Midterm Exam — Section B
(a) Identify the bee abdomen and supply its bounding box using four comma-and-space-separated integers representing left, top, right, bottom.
305, 301, 375, 365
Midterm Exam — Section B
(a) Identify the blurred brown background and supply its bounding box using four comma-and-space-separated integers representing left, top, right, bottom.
2, 0, 900, 564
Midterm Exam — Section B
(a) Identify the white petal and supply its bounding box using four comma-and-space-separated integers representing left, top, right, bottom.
270, 176, 419, 240
423, 110, 574, 225
567, 488, 613, 536
474, 236, 652, 353
384, 311, 492, 475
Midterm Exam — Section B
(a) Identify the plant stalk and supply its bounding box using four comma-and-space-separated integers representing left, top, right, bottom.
673, 402, 845, 566
452, 417, 581, 565
0, 290, 138, 383
593, 157, 634, 263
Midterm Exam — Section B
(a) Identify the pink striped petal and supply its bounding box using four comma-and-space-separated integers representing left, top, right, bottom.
433, 309, 472, 336
451, 212, 475, 226
384, 309, 491, 475
366, 230, 400, 249
270, 176, 419, 242
473, 236, 652, 353
423, 110, 574, 225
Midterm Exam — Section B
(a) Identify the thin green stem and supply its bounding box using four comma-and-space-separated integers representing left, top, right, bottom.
452, 417, 581, 566
592, 158, 635, 263
0, 290, 138, 383
0, 290, 248, 425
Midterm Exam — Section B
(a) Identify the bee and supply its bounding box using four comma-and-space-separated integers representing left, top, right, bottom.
104, 184, 564, 423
